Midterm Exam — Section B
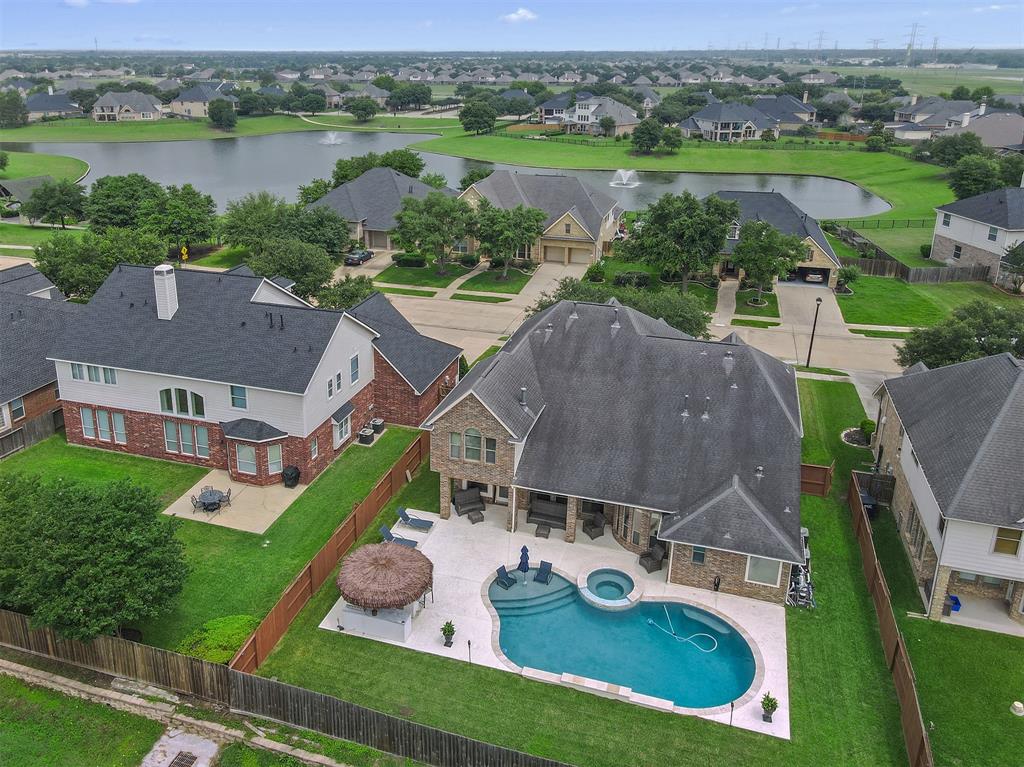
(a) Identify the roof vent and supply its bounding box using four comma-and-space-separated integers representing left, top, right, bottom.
611, 308, 620, 330
701, 396, 711, 421
519, 387, 527, 407
755, 465, 764, 480
723, 349, 735, 376
545, 322, 553, 337
569, 302, 579, 319
681, 394, 690, 418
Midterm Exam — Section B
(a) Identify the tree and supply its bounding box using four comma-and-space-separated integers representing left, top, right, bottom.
330, 149, 424, 187
858, 101, 896, 122
139, 183, 217, 252
207, 99, 237, 130
85, 173, 164, 231
0, 151, 7, 171
631, 117, 664, 154
460, 167, 493, 191
420, 172, 448, 189
504, 96, 534, 119
372, 74, 397, 91
617, 192, 739, 291
865, 136, 886, 152
761, 130, 778, 142
220, 191, 288, 251
473, 199, 547, 281
1001, 242, 1024, 294
896, 301, 1024, 369
459, 101, 498, 134
392, 192, 474, 276
598, 115, 617, 136
796, 124, 817, 137
280, 205, 351, 256
300, 92, 327, 115
913, 133, 989, 166
20, 179, 86, 228
0, 475, 187, 641
0, 91, 27, 128
247, 238, 335, 298
949, 85, 971, 100
34, 228, 165, 300
949, 155, 1003, 200
346, 96, 379, 122
999, 153, 1024, 188
316, 275, 376, 309
836, 264, 862, 290
730, 221, 809, 304
297, 177, 332, 205
661, 126, 683, 152
528, 278, 710, 338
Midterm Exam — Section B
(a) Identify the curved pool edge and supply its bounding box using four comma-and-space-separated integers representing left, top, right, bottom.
576, 565, 643, 611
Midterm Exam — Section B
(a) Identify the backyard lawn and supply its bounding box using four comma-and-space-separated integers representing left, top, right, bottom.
303, 114, 465, 132
457, 266, 533, 294
0, 115, 326, 143
734, 289, 780, 318
0, 150, 90, 181
0, 223, 85, 247
139, 427, 418, 651
0, 434, 206, 507
375, 259, 471, 288
852, 226, 937, 269
451, 292, 511, 303
0, 675, 164, 767
256, 380, 906, 767
836, 277, 1020, 327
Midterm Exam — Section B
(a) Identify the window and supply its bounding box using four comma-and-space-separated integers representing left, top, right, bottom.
9, 397, 24, 421
485, 437, 497, 464
982, 575, 1003, 586
692, 546, 706, 565
335, 372, 342, 392
180, 423, 194, 455
449, 432, 461, 459
96, 410, 111, 441
175, 388, 189, 415
0, 407, 6, 430
994, 527, 1022, 556
349, 354, 360, 384
81, 407, 96, 439
102, 367, 117, 385
334, 414, 351, 448
327, 378, 334, 398
87, 365, 101, 383
236, 444, 256, 474
267, 444, 283, 474
310, 436, 319, 461
988, 226, 998, 242
190, 393, 205, 418
952, 245, 962, 260
958, 571, 977, 582
160, 389, 174, 413
112, 412, 126, 444
230, 385, 247, 409
941, 213, 951, 227
464, 428, 482, 461
564, 223, 571, 234
71, 363, 84, 380
746, 556, 782, 587
727, 223, 740, 240
163, 420, 178, 452
195, 426, 209, 458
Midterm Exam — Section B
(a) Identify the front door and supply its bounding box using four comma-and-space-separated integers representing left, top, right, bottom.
720, 259, 739, 278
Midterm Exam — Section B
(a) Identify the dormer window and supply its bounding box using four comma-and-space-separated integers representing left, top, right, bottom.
728, 223, 740, 240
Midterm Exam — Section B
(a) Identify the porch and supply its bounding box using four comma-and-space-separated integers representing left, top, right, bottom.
163, 468, 308, 534
940, 591, 1024, 638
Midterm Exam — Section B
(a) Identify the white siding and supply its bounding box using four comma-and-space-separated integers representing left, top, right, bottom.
898, 431, 945, 550
932, 211, 1024, 259
940, 519, 1024, 580
251, 281, 308, 307
300, 316, 376, 435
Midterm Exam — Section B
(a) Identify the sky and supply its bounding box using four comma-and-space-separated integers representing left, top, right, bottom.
1, 0, 1021, 52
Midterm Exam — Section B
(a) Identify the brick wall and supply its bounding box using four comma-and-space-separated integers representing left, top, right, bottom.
932, 233, 1000, 277
18, 383, 60, 423
373, 351, 458, 428
668, 542, 792, 604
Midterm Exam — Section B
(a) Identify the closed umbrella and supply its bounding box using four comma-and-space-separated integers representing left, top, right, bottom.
518, 545, 530, 586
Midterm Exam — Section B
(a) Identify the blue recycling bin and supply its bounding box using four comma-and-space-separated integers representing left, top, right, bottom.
949, 595, 961, 612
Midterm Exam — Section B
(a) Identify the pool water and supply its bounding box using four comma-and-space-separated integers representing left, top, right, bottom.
489, 572, 755, 708
587, 568, 634, 600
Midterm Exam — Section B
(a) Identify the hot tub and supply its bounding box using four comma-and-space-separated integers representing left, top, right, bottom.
577, 566, 642, 610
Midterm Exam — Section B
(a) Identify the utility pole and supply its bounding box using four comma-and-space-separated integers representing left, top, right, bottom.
868, 38, 884, 51
905, 22, 922, 67
776, 37, 781, 50
816, 30, 825, 51
932, 36, 939, 59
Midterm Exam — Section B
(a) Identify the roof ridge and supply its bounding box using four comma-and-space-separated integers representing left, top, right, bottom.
749, 348, 801, 435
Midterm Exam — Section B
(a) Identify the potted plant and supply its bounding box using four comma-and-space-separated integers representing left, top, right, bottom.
761, 692, 778, 723
441, 620, 456, 647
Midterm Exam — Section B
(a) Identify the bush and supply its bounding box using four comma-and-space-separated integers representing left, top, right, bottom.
865, 136, 885, 152
860, 418, 876, 439
391, 251, 408, 263
584, 262, 606, 282
175, 615, 260, 663
458, 355, 470, 377
613, 270, 651, 288
397, 255, 427, 268
919, 243, 931, 258
459, 253, 479, 267
837, 264, 862, 286
614, 134, 622, 142
489, 256, 506, 270
691, 273, 720, 288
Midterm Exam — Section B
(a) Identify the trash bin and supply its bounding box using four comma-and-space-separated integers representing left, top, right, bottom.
941, 597, 953, 617
282, 465, 300, 488
949, 595, 961, 612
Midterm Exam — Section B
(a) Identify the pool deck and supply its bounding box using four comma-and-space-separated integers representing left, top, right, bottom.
319, 509, 791, 739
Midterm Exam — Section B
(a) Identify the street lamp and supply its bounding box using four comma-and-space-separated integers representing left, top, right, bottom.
806, 296, 823, 368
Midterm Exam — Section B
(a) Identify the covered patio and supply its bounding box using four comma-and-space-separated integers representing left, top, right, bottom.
163, 469, 308, 534
941, 595, 1024, 638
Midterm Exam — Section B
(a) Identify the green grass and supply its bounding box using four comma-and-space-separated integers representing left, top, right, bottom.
190, 245, 249, 269
825, 65, 1024, 97
0, 246, 34, 257
473, 345, 503, 366
599, 258, 720, 313
824, 231, 862, 261
731, 318, 780, 328
849, 328, 912, 339
734, 289, 780, 318
0, 223, 85, 247
0, 674, 164, 767
0, 434, 206, 508
795, 365, 848, 376
376, 286, 437, 297
375, 259, 470, 288
837, 277, 1021, 327
0, 115, 327, 143
851, 227, 938, 269
139, 427, 418, 651
457, 267, 533, 294
0, 150, 90, 182
450, 292, 511, 303
303, 114, 464, 132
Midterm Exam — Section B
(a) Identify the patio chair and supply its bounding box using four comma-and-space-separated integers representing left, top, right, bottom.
453, 488, 485, 517
534, 560, 553, 584
201, 485, 214, 493
495, 565, 516, 590
380, 525, 417, 548
221, 488, 232, 507
639, 543, 667, 573
398, 507, 433, 531
583, 512, 606, 540
190, 495, 203, 514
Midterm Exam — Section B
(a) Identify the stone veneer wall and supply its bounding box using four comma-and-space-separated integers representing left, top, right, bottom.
931, 233, 1000, 278
610, 506, 652, 554
371, 351, 458, 428
668, 542, 791, 604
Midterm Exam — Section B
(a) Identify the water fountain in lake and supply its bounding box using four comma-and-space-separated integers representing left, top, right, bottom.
319, 131, 344, 145
609, 169, 640, 188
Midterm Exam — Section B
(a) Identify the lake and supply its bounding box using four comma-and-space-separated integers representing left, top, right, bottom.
2, 130, 891, 219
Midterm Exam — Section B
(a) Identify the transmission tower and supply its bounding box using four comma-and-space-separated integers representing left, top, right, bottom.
868, 38, 884, 50
905, 22, 922, 66
816, 30, 825, 51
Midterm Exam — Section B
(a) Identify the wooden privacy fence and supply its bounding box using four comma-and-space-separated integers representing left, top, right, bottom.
847, 473, 934, 767
829, 218, 933, 229
800, 461, 834, 497
230, 432, 429, 674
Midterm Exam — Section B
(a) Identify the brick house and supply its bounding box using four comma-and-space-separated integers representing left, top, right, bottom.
0, 265, 80, 458
930, 187, 1024, 281
91, 90, 163, 122
873, 355, 1024, 630
48, 265, 459, 486
421, 299, 805, 604
169, 84, 237, 118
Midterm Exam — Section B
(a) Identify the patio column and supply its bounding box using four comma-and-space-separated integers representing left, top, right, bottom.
564, 497, 580, 543
1010, 582, 1024, 625
927, 565, 953, 620
439, 473, 452, 520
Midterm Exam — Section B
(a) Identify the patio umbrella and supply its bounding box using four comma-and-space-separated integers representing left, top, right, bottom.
336, 542, 433, 611
518, 545, 530, 574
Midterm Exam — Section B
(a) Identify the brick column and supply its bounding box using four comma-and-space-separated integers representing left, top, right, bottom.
439, 474, 452, 520
564, 497, 580, 543
928, 565, 953, 620
1010, 581, 1024, 625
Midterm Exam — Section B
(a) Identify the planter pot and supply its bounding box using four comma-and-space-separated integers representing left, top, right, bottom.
762, 711, 774, 723
443, 635, 454, 647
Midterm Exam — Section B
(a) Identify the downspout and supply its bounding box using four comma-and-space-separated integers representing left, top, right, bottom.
510, 486, 517, 533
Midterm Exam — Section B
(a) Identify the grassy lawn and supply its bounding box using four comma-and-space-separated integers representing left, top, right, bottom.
0, 246, 34, 257
796, 365, 848, 376
377, 286, 437, 297
825, 231, 861, 261
852, 227, 937, 269
0, 115, 325, 143
0, 674, 164, 767
451, 292, 511, 303
190, 245, 249, 269
0, 434, 206, 508
825, 65, 1024, 97
375, 259, 470, 289
849, 328, 912, 339
473, 345, 503, 365
734, 289, 780, 318
599, 258, 720, 314
731, 318, 780, 328
305, 114, 464, 132
457, 267, 533, 294
0, 223, 85, 247
0, 150, 90, 181
139, 427, 418, 651
837, 277, 1021, 327
255, 380, 906, 767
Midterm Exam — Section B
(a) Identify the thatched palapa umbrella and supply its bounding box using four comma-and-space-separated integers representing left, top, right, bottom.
336, 542, 433, 612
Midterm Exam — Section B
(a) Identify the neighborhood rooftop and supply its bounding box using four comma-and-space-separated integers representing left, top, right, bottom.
714, 190, 839, 263
936, 187, 1024, 230
308, 167, 453, 230
1, 288, 83, 405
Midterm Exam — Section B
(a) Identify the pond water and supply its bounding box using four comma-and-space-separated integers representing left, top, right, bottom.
2, 130, 890, 218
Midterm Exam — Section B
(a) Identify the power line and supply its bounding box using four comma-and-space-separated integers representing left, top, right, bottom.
816, 30, 825, 51
868, 38, 884, 50
905, 22, 922, 66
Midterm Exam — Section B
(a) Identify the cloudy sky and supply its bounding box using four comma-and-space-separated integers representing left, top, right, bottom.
1, 0, 1020, 51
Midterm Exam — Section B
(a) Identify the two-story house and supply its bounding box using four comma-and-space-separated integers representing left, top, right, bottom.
679, 101, 779, 142
873, 355, 1024, 630
91, 90, 163, 122
169, 84, 237, 118
751, 94, 817, 131
930, 186, 1024, 280
562, 95, 639, 136
48, 265, 459, 486
422, 299, 805, 604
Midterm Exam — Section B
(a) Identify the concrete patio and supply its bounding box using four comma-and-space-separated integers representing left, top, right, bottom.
319, 509, 791, 738
941, 596, 1024, 638
163, 469, 308, 534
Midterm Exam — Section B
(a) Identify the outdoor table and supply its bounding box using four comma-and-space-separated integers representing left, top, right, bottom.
197, 489, 225, 511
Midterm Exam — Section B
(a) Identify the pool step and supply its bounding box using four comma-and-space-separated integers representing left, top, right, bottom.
493, 585, 578, 616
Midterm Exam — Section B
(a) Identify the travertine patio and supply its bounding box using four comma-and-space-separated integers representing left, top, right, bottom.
163, 469, 308, 534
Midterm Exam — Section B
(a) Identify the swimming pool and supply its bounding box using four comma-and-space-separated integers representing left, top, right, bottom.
488, 571, 756, 709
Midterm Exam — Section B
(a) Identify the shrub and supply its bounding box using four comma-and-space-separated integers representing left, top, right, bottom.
397, 255, 427, 268
489, 256, 506, 270
865, 136, 885, 152
584, 262, 606, 282
614, 134, 622, 142
837, 264, 862, 286
458, 355, 470, 377
613, 270, 651, 288
919, 243, 931, 258
691, 273, 720, 288
175, 615, 260, 664
391, 251, 408, 263
860, 418, 876, 439
459, 253, 479, 267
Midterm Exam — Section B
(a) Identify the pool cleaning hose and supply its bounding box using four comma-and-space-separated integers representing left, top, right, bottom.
646, 605, 719, 653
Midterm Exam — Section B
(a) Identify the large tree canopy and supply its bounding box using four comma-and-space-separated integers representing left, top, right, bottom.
85, 173, 165, 231
139, 183, 217, 251
730, 221, 809, 303
949, 155, 1003, 200
247, 238, 335, 299
21, 179, 87, 228
219, 191, 351, 256
392, 192, 474, 275
331, 149, 424, 187
315, 275, 377, 309
34, 228, 165, 299
472, 199, 547, 281
896, 300, 1024, 369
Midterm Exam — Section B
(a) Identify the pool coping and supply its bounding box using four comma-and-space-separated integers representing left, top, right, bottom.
481, 560, 766, 720
576, 565, 644, 610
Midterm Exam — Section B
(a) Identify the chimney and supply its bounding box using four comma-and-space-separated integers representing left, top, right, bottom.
910, 94, 918, 106
978, 99, 986, 116
961, 112, 970, 128
47, 85, 53, 96
802, 90, 809, 104
153, 264, 178, 320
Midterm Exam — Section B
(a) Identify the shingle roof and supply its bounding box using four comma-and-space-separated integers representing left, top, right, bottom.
0, 175, 55, 204
174, 84, 237, 103
92, 90, 162, 113
25, 93, 81, 113
579, 96, 640, 126
712, 191, 839, 265
882, 354, 1024, 527
691, 101, 778, 129
940, 112, 1024, 149
308, 167, 453, 231
0, 263, 60, 298
424, 300, 803, 562
220, 418, 287, 442
936, 187, 1024, 230
751, 94, 815, 122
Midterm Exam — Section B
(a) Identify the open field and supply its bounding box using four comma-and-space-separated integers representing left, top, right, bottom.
304, 114, 464, 132
836, 277, 1020, 326
0, 150, 90, 181
0, 223, 86, 247
0, 115, 327, 143
825, 65, 1024, 97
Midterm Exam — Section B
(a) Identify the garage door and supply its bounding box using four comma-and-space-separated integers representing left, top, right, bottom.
543, 246, 565, 263
796, 266, 830, 285
368, 230, 389, 250
569, 248, 592, 264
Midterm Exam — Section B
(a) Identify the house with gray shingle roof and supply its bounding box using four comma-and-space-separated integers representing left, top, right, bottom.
422, 298, 804, 604
562, 95, 640, 136
681, 101, 779, 141
170, 84, 237, 118
874, 354, 1024, 628
930, 187, 1024, 279
25, 91, 83, 121
47, 264, 459, 485
92, 90, 163, 122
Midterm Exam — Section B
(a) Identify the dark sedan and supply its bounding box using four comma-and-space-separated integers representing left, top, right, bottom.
344, 249, 374, 266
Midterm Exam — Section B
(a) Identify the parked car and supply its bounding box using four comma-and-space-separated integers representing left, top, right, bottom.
344, 249, 374, 266
803, 270, 825, 284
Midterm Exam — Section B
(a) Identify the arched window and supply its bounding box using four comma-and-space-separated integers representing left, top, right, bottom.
464, 428, 482, 461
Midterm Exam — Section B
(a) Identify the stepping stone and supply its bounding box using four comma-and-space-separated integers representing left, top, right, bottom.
535, 524, 551, 538
467, 510, 485, 524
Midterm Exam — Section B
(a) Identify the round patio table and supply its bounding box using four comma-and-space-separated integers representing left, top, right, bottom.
197, 489, 224, 511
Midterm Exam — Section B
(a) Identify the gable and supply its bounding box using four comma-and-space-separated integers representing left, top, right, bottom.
544, 211, 593, 240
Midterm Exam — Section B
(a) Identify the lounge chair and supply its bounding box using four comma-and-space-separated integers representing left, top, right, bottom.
380, 525, 417, 548
398, 507, 433, 531
583, 512, 606, 540
639, 543, 667, 573
453, 488, 485, 517
190, 495, 203, 513
495, 565, 516, 590
221, 488, 232, 507
534, 560, 553, 584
